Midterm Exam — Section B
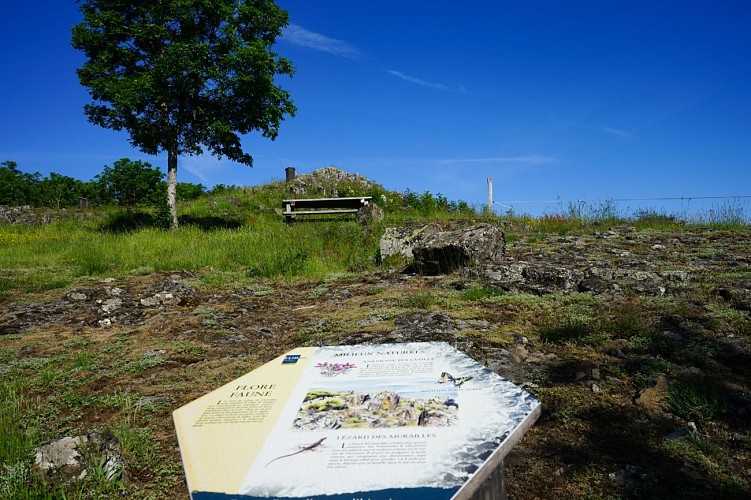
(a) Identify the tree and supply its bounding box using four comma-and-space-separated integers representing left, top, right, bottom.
176, 182, 206, 201
72, 0, 296, 228
96, 158, 165, 210
0, 161, 41, 206
39, 173, 84, 209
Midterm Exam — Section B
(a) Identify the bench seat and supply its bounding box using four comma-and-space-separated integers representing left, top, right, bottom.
283, 209, 360, 217
282, 196, 372, 223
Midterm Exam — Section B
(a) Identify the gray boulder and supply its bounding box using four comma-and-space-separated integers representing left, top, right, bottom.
412, 223, 505, 275
379, 224, 442, 261
34, 432, 122, 484
356, 203, 384, 224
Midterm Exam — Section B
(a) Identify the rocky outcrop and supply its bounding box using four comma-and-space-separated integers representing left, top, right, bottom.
287, 167, 379, 197
379, 224, 442, 261
379, 223, 506, 274
412, 223, 506, 275
474, 262, 691, 297
0, 205, 49, 225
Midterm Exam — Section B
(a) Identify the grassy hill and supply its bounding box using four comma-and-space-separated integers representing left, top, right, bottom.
1, 168, 750, 499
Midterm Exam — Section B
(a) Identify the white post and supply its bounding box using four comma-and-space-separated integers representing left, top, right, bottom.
487, 177, 493, 215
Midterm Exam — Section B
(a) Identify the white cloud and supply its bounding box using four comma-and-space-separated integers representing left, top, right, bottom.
282, 24, 361, 59
603, 127, 636, 139
385, 70, 454, 92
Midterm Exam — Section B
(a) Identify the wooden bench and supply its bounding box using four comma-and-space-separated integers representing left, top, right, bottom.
281, 196, 372, 223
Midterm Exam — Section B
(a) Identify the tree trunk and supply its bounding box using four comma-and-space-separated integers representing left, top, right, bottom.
167, 147, 179, 229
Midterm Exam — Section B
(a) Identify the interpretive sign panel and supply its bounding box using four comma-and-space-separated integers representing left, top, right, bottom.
173, 342, 540, 499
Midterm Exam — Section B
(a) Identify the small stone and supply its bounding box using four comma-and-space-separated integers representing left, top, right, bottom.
67, 292, 87, 301
651, 244, 666, 250
606, 339, 629, 357
140, 296, 160, 307
591, 383, 600, 393
98, 318, 112, 328
159, 292, 180, 305
142, 349, 166, 358
34, 436, 86, 480
574, 371, 587, 382
636, 375, 669, 413
510, 346, 529, 363
134, 395, 171, 409
100, 298, 122, 314
140, 292, 180, 307
590, 368, 601, 380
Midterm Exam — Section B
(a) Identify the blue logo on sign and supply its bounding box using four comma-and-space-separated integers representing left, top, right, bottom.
282, 355, 301, 364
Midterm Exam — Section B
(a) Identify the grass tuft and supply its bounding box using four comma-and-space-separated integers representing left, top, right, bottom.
668, 377, 727, 423
461, 286, 505, 301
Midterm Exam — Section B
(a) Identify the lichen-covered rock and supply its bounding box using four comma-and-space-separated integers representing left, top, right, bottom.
0, 205, 50, 225
356, 203, 384, 224
33, 432, 122, 484
412, 223, 506, 275
379, 224, 442, 261
287, 167, 379, 197
521, 265, 584, 293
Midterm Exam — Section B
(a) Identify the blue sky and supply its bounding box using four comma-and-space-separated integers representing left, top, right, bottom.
1, 1, 750, 216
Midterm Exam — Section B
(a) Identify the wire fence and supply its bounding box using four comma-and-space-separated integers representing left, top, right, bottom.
492, 195, 751, 223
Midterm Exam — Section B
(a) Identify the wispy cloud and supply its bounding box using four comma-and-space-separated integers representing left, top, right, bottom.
282, 23, 361, 59
603, 127, 636, 139
181, 155, 231, 184
385, 70, 456, 92
436, 156, 556, 166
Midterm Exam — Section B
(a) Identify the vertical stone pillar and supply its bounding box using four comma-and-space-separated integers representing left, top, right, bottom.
285, 166, 296, 182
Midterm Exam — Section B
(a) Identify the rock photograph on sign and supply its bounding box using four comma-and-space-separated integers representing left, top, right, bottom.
173, 342, 540, 500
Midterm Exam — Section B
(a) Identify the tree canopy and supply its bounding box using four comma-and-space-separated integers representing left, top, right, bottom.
96, 158, 164, 211
0, 161, 36, 206
71, 0, 296, 227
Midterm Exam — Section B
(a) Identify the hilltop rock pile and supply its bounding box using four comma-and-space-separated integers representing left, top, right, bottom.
288, 167, 380, 197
